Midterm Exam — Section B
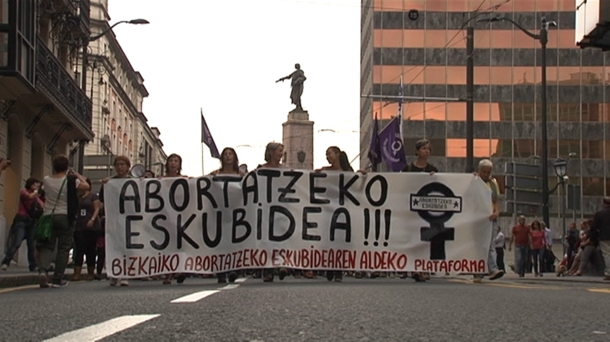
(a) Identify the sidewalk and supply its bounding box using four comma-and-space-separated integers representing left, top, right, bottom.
451, 271, 609, 285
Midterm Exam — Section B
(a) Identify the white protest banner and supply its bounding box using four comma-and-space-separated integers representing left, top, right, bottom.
103, 170, 494, 278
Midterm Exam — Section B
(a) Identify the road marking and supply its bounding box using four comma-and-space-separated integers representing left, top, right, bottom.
43, 314, 160, 342
235, 277, 247, 283
588, 288, 610, 294
0, 285, 38, 294
171, 290, 219, 303
486, 283, 561, 290
221, 284, 239, 290
449, 279, 561, 290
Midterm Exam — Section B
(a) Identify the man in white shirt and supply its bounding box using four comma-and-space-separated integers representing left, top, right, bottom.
544, 224, 554, 272
473, 159, 505, 282
494, 226, 506, 272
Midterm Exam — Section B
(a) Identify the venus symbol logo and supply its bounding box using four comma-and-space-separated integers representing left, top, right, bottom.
410, 182, 462, 260
381, 133, 404, 163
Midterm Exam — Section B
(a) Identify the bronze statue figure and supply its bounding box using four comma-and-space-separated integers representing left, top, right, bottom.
276, 63, 306, 111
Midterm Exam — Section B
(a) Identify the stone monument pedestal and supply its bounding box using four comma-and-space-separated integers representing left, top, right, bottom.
282, 109, 314, 170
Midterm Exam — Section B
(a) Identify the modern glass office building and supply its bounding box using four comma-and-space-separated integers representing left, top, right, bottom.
360, 0, 610, 217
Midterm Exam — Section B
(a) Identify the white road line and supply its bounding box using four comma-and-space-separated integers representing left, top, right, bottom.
43, 314, 160, 342
171, 290, 219, 303
221, 284, 240, 290
234, 277, 247, 283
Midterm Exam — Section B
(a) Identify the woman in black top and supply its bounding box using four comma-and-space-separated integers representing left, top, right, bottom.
402, 139, 438, 174
402, 139, 438, 282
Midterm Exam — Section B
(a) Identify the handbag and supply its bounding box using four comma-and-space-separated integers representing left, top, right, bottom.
34, 177, 67, 242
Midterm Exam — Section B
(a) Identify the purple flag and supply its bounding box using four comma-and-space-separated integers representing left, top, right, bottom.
367, 114, 382, 171
378, 117, 406, 171
201, 110, 221, 159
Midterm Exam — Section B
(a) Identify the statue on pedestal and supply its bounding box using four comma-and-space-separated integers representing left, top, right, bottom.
276, 63, 306, 112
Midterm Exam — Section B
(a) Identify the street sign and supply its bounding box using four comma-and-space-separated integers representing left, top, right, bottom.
504, 162, 541, 177
505, 202, 540, 215
506, 189, 542, 203
567, 184, 581, 211
506, 176, 541, 190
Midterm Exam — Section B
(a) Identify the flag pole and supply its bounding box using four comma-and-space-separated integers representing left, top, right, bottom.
201, 142, 205, 176
200, 108, 205, 176
399, 75, 404, 139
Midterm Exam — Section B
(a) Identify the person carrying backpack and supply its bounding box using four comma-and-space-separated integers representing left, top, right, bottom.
1, 178, 44, 271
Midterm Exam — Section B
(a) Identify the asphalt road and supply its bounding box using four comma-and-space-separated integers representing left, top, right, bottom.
1, 275, 610, 342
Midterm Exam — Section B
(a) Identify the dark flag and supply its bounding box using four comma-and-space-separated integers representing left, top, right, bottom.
368, 113, 382, 171
201, 109, 220, 159
378, 116, 406, 171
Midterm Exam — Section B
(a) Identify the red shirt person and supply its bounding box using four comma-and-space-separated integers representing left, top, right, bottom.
529, 220, 547, 277
508, 215, 532, 277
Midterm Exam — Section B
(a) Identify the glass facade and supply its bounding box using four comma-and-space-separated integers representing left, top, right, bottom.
360, 0, 610, 215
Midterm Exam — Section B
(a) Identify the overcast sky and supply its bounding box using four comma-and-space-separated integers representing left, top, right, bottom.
108, 0, 361, 176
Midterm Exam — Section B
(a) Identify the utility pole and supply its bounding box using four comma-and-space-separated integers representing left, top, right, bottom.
466, 25, 474, 173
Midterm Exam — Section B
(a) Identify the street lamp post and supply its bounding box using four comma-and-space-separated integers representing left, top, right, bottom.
552, 157, 568, 255
484, 16, 556, 227
82, 19, 149, 93
77, 19, 149, 174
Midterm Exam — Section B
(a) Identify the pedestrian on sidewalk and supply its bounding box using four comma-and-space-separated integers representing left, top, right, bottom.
494, 226, 505, 272
508, 215, 531, 277
590, 197, 610, 281
530, 220, 546, 277
37, 155, 89, 288
543, 222, 555, 273
1, 177, 44, 271
565, 222, 579, 269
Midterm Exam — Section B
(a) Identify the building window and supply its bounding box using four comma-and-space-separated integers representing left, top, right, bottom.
0, 32, 7, 67
0, 0, 7, 24
446, 139, 495, 158
583, 177, 604, 196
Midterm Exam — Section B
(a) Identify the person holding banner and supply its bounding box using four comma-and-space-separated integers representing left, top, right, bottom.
257, 142, 290, 282
317, 146, 362, 282
99, 155, 132, 287
209, 147, 245, 283
473, 159, 505, 283
401, 139, 438, 282
161, 153, 190, 285
402, 139, 438, 174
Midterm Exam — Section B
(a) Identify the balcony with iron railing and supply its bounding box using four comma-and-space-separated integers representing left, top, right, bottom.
36, 37, 92, 132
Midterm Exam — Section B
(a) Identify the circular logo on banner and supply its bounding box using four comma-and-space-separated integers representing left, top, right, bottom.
410, 182, 462, 224
411, 182, 462, 260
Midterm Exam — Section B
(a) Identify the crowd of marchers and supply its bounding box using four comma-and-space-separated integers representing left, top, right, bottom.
1, 139, 609, 288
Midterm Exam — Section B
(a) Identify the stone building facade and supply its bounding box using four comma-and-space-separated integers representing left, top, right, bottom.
0, 0, 93, 260
82, 0, 166, 186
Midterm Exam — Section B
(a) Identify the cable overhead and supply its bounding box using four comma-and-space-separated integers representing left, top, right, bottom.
367, 0, 512, 117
